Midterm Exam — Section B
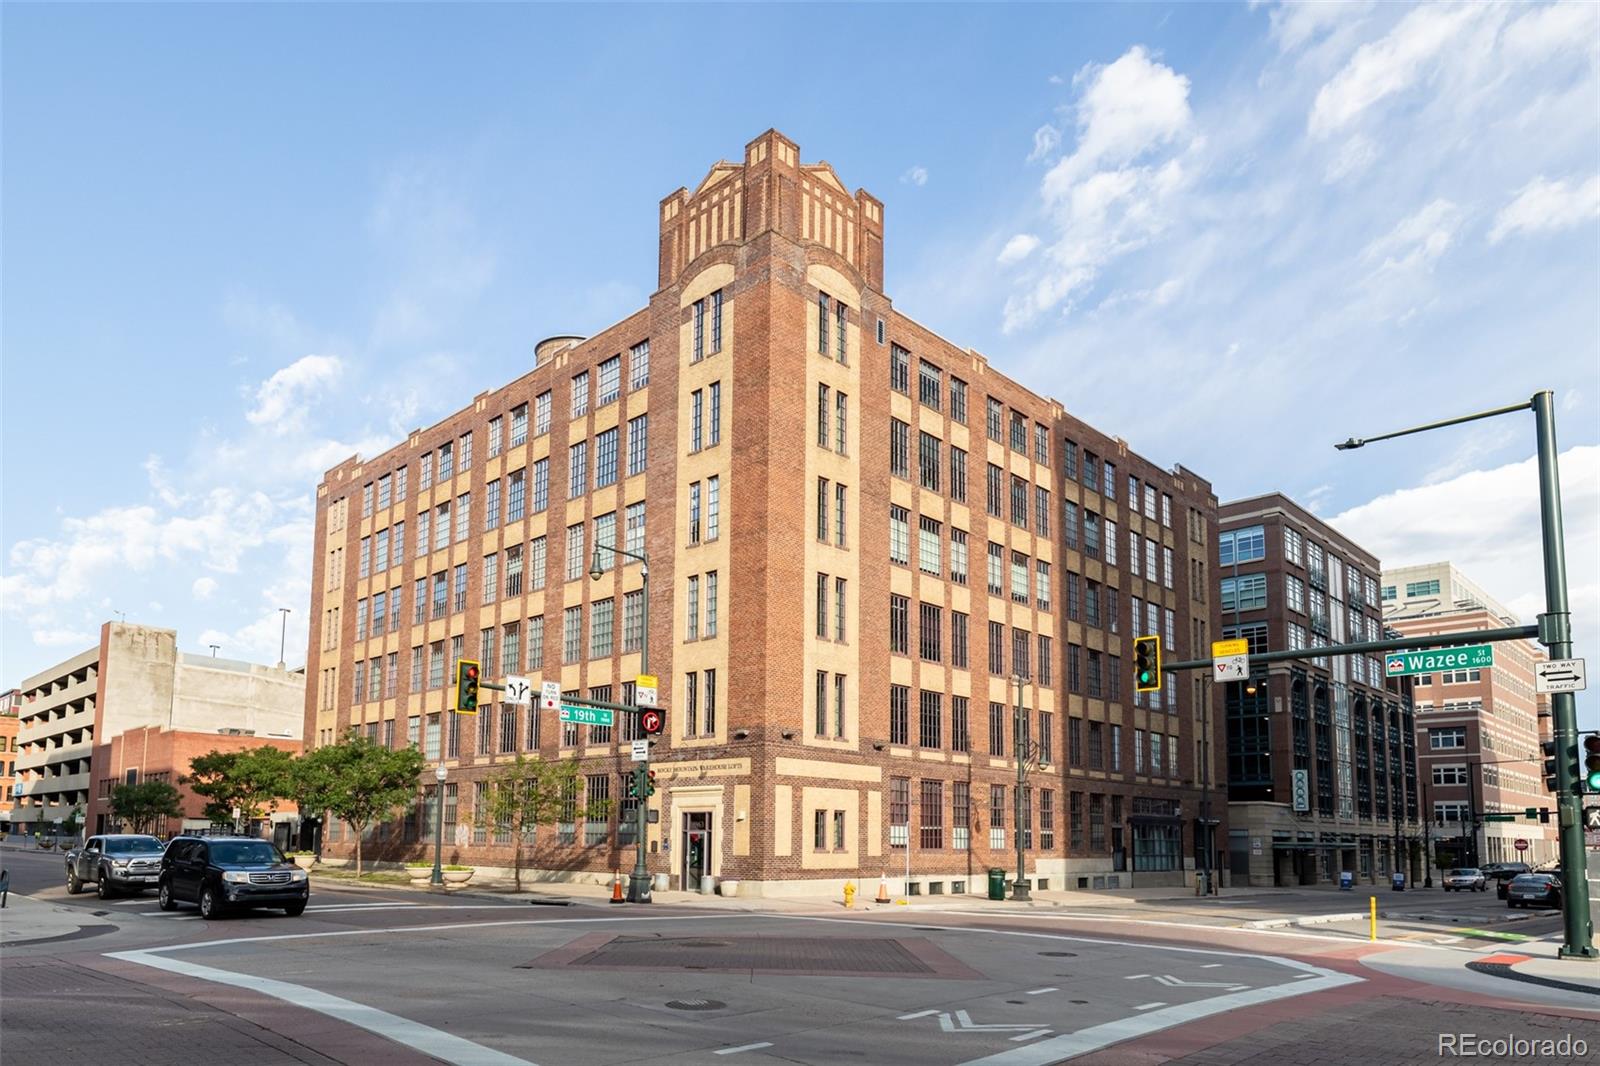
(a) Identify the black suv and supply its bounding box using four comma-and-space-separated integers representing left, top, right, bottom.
158, 836, 309, 918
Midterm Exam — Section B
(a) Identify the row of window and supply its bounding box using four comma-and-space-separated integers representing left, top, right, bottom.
356, 341, 652, 521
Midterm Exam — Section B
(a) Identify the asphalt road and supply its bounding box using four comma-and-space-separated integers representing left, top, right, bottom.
3, 846, 1596, 1066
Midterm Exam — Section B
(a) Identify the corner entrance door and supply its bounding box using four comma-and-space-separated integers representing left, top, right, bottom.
683, 812, 711, 891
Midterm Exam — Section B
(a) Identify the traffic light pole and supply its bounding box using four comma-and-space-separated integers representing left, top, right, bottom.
1326, 390, 1592, 960
590, 540, 652, 904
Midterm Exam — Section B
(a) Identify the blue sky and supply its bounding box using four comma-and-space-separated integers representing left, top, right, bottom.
3, 3, 1596, 724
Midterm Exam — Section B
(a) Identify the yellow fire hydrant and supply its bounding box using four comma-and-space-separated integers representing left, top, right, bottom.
843, 880, 857, 909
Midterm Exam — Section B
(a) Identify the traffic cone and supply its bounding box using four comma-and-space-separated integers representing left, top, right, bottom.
875, 872, 891, 904
610, 876, 625, 904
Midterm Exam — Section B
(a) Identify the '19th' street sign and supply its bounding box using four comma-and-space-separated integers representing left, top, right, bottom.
1384, 644, 1494, 678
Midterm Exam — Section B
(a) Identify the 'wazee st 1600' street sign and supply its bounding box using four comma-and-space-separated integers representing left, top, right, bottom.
1385, 644, 1493, 678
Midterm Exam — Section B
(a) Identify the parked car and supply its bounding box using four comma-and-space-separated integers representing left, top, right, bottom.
64, 834, 165, 899
157, 835, 309, 919
1442, 867, 1487, 892
1505, 872, 1562, 909
1481, 862, 1531, 899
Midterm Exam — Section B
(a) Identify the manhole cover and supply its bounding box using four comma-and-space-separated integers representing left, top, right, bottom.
1039, 951, 1077, 957
665, 999, 725, 1011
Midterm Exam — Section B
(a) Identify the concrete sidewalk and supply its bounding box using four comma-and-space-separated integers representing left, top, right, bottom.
0, 891, 117, 948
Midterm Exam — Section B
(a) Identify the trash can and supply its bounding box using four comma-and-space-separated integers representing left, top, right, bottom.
1339, 871, 1354, 891
988, 868, 1007, 901
1391, 871, 1405, 891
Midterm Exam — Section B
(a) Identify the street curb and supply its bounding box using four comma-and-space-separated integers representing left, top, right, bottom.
1244, 912, 1368, 929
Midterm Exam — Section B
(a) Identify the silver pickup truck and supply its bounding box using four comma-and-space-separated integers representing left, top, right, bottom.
65, 834, 166, 898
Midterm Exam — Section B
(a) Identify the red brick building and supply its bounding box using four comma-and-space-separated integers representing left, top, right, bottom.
305, 131, 1225, 896
90, 727, 302, 840
0, 691, 20, 828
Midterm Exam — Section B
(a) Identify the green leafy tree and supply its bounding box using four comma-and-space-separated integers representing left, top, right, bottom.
475, 756, 609, 889
185, 746, 297, 828
302, 731, 425, 876
108, 780, 184, 834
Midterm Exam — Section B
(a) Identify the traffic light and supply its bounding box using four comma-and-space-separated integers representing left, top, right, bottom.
1583, 731, 1600, 793
1542, 739, 1560, 792
624, 771, 639, 799
1133, 635, 1161, 693
646, 769, 658, 797
454, 659, 480, 714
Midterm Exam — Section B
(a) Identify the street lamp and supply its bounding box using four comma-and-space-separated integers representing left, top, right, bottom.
430, 763, 447, 887
278, 607, 292, 669
589, 539, 651, 904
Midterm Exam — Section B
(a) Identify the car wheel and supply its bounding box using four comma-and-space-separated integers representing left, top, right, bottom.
96, 872, 116, 899
198, 887, 225, 920
283, 901, 307, 917
158, 882, 177, 911
67, 870, 82, 895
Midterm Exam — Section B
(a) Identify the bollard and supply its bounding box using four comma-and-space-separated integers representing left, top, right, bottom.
1369, 895, 1377, 942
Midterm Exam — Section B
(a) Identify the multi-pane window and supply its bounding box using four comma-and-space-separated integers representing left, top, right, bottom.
989, 701, 1006, 757
989, 785, 1006, 851
688, 482, 702, 544
624, 501, 645, 558
563, 606, 583, 664
706, 475, 720, 540
455, 493, 470, 541
482, 553, 499, 604
920, 780, 944, 848
952, 781, 971, 849
591, 598, 615, 659
835, 483, 847, 547
488, 416, 503, 458
568, 441, 589, 498
817, 384, 830, 447
817, 292, 831, 356
711, 290, 723, 354
1035, 423, 1049, 466
1009, 410, 1026, 454
707, 570, 720, 637
889, 505, 910, 565
485, 479, 502, 530
593, 512, 617, 572
986, 464, 1003, 517
889, 685, 909, 746
832, 576, 844, 642
986, 397, 1002, 442
531, 458, 548, 513
529, 536, 547, 591
890, 343, 910, 393
627, 414, 649, 476
535, 391, 552, 436
376, 474, 391, 511
918, 360, 941, 410
817, 478, 830, 541
1220, 574, 1268, 613
1063, 500, 1079, 550
834, 391, 847, 453
630, 339, 650, 390
1011, 551, 1030, 604
1219, 525, 1266, 565
889, 595, 909, 655
1035, 487, 1050, 536
566, 523, 586, 581
950, 529, 969, 585
511, 403, 529, 447
918, 431, 940, 491
1285, 575, 1306, 613
919, 691, 942, 749
453, 563, 468, 612
918, 602, 942, 662
570, 371, 590, 419
987, 542, 1004, 595
686, 575, 700, 640
438, 441, 454, 482
420, 452, 434, 490
623, 590, 644, 654
460, 432, 472, 471
596, 428, 619, 488
889, 419, 909, 477
988, 621, 1005, 674
1010, 475, 1028, 526
951, 611, 969, 668
711, 381, 723, 446
918, 516, 941, 575
949, 445, 967, 502
597, 355, 621, 406
949, 376, 967, 423
690, 389, 704, 451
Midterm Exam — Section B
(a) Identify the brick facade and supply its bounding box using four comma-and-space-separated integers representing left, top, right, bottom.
88, 728, 302, 838
305, 130, 1226, 896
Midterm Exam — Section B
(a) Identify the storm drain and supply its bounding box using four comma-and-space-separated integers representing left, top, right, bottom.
665, 999, 726, 1011
522, 933, 981, 979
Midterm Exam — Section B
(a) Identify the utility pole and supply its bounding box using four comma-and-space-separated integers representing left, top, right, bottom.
591, 540, 651, 904
430, 763, 447, 886
1333, 390, 1593, 959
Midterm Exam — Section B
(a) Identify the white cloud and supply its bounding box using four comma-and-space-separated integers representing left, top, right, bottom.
1488, 174, 1600, 243
997, 234, 1041, 265
31, 626, 92, 649
1268, 0, 1377, 54
1323, 134, 1377, 183
1362, 198, 1463, 275
1308, 3, 1491, 137
1501, 0, 1600, 64
1027, 124, 1061, 163
1003, 46, 1196, 331
901, 165, 929, 187
246, 354, 342, 429
192, 576, 219, 600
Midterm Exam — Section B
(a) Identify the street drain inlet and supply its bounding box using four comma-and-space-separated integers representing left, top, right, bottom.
666, 999, 725, 1011
1038, 951, 1077, 957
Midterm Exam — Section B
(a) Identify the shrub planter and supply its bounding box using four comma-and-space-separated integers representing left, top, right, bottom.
719, 879, 741, 898
405, 865, 435, 887
290, 853, 317, 871
441, 867, 475, 889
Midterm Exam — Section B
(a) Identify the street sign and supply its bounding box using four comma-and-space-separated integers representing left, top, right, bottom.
639, 708, 664, 736
1384, 644, 1494, 677
1535, 658, 1587, 694
1291, 769, 1310, 812
1212, 638, 1249, 658
559, 705, 615, 727
502, 675, 533, 706
1483, 813, 1517, 822
1213, 655, 1248, 683
630, 739, 649, 762
636, 686, 658, 707
540, 681, 560, 711
1513, 838, 1528, 852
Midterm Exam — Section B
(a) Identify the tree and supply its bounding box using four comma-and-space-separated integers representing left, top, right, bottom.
475, 755, 609, 889
185, 746, 297, 829
301, 731, 425, 876
108, 780, 183, 834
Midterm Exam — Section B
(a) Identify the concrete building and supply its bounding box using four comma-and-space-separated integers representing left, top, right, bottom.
1, 690, 19, 827
305, 130, 1227, 897
12, 623, 305, 838
1218, 495, 1423, 887
1382, 562, 1556, 870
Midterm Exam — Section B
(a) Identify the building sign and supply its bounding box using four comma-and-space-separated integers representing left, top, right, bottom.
653, 758, 749, 781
